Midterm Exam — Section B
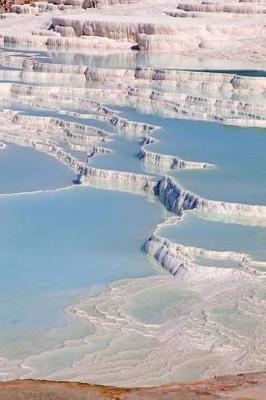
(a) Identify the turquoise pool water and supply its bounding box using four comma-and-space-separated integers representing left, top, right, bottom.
89, 134, 153, 174
4, 45, 265, 74
0, 186, 161, 358
0, 143, 75, 193
159, 213, 266, 262
109, 106, 266, 205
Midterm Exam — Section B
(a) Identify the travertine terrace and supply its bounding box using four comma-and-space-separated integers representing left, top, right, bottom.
0, 0, 265, 63
0, 0, 265, 391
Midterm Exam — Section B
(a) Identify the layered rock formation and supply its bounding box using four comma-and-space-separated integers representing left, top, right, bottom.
1, 0, 265, 61
134, 66, 266, 93
50, 17, 177, 41
177, 1, 266, 14
144, 233, 197, 277
156, 176, 266, 221
144, 228, 261, 278
137, 147, 213, 172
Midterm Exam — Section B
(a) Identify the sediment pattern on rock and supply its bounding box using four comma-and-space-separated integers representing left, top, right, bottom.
156, 176, 266, 220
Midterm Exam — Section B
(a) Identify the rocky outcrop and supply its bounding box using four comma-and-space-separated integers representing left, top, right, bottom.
24, 60, 87, 74
85, 66, 134, 83
109, 114, 156, 136
156, 177, 201, 215
127, 88, 266, 123
82, 0, 145, 8
1, 65, 265, 127
4, 34, 130, 51
81, 165, 157, 194
50, 17, 177, 41
144, 220, 258, 278
2, 0, 265, 62
14, 61, 265, 96
156, 176, 266, 221
10, 113, 110, 141
144, 233, 196, 277
48, 0, 83, 6
136, 33, 200, 52
134, 66, 266, 93
0, 82, 156, 135
177, 2, 266, 14
137, 147, 213, 172
20, 61, 266, 97
0, 54, 28, 69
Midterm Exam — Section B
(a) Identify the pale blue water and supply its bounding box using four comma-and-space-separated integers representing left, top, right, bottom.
109, 106, 266, 205
0, 186, 161, 358
4, 45, 265, 73
160, 213, 266, 262
0, 143, 75, 193
90, 135, 152, 174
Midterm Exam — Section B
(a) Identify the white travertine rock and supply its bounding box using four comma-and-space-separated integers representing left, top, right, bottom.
48, 0, 83, 5
54, 26, 76, 37
10, 5, 35, 14
137, 147, 213, 172
4, 33, 130, 51
144, 233, 197, 277
85, 66, 134, 82
32, 29, 60, 37
81, 166, 157, 194
177, 2, 266, 14
0, 54, 30, 69
82, 0, 146, 9
134, 66, 266, 93
143, 231, 256, 278
51, 17, 178, 41
156, 176, 266, 220
137, 33, 200, 52
0, 0, 265, 61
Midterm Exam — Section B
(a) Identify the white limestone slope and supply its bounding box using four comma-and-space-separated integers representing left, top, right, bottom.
0, 0, 265, 63
137, 146, 213, 173
156, 176, 266, 222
